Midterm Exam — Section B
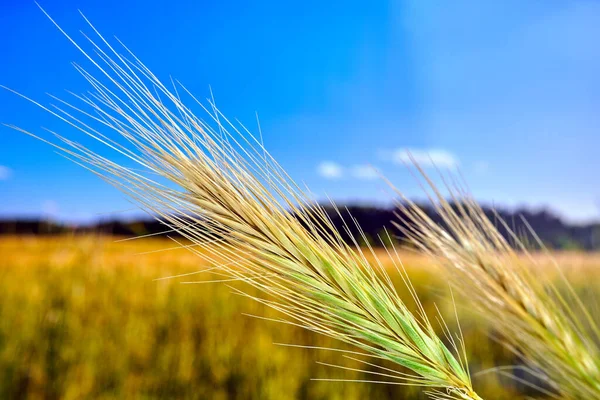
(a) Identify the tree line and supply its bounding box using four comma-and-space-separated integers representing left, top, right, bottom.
1, 202, 598, 250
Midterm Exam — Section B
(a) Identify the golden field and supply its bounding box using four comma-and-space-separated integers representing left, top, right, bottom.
1, 236, 598, 399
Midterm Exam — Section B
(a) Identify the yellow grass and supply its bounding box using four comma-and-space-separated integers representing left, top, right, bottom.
2, 235, 597, 399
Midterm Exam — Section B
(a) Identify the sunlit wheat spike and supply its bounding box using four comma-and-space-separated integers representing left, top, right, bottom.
5, 7, 484, 400
391, 163, 600, 399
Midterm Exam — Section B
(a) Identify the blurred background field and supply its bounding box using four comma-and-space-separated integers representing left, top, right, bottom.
1, 235, 598, 399
2, 2, 600, 399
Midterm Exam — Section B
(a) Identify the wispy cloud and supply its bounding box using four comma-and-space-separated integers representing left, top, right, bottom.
317, 161, 344, 179
350, 164, 379, 180
382, 148, 459, 169
0, 165, 12, 180
317, 162, 380, 181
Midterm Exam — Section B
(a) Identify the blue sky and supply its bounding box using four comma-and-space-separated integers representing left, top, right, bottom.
0, 0, 598, 223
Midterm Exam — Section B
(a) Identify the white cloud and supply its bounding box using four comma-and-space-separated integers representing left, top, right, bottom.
0, 165, 12, 180
386, 148, 459, 169
350, 164, 379, 180
317, 161, 344, 179
317, 162, 381, 181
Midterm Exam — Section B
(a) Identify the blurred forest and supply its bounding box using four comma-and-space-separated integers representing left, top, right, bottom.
1, 203, 598, 250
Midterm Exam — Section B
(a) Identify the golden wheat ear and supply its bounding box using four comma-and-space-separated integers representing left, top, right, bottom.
4, 8, 484, 400
391, 164, 600, 399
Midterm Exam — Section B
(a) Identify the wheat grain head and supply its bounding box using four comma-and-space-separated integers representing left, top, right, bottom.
3, 8, 484, 400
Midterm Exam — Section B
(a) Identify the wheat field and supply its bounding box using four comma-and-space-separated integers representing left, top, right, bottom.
1, 235, 597, 399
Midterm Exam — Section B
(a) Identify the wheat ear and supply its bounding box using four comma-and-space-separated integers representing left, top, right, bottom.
3, 9, 484, 400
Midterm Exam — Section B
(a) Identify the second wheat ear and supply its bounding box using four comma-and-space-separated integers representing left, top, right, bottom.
391, 167, 600, 399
